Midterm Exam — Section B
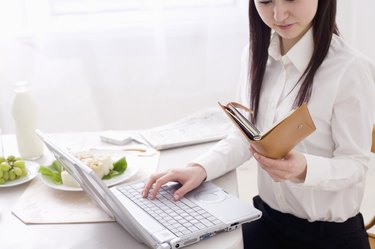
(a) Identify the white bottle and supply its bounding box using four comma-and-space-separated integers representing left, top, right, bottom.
11, 81, 43, 159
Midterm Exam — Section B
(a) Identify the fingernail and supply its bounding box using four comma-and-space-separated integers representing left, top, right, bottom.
173, 194, 180, 201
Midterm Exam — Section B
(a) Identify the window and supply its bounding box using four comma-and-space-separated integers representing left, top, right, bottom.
14, 0, 245, 37
50, 0, 236, 15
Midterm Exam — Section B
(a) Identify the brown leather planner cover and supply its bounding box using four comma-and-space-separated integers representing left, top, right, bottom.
219, 102, 316, 159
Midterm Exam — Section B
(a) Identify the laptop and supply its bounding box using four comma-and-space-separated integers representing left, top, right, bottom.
36, 130, 262, 249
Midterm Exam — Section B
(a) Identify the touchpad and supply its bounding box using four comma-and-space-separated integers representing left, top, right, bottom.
194, 191, 227, 203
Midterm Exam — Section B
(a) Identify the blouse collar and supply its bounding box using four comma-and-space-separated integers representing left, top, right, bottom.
268, 28, 314, 73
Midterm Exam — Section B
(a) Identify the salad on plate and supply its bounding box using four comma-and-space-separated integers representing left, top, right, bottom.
38, 151, 128, 190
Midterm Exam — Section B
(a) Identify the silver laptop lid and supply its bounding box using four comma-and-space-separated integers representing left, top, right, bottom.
35, 130, 157, 248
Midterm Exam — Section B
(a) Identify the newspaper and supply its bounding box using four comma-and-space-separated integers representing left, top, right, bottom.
140, 107, 232, 150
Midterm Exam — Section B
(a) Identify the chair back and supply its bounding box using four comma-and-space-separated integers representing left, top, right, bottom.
366, 216, 375, 249
369, 125, 375, 248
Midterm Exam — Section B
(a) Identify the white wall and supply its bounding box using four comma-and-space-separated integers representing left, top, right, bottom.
337, 0, 375, 62
1, 0, 375, 134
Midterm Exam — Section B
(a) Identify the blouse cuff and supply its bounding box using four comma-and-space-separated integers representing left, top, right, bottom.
303, 153, 331, 187
188, 154, 223, 181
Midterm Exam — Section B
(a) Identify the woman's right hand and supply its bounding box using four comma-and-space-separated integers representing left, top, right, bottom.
142, 164, 207, 201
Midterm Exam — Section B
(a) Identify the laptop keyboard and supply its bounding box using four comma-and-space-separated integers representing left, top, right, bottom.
116, 182, 222, 237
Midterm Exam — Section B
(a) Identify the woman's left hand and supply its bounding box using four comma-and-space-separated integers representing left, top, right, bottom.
249, 146, 307, 183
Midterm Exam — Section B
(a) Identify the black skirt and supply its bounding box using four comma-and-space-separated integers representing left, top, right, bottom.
242, 195, 370, 249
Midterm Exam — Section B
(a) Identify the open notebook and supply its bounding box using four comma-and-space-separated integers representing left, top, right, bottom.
36, 130, 261, 249
219, 102, 316, 159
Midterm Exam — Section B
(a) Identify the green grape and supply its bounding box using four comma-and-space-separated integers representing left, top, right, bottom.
14, 160, 26, 169
0, 162, 10, 171
7, 155, 16, 163
9, 170, 16, 180
21, 168, 27, 177
3, 171, 9, 181
13, 167, 23, 176
0, 155, 27, 183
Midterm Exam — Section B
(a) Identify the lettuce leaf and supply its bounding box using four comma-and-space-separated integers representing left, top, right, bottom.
102, 157, 127, 180
38, 160, 63, 184
39, 156, 127, 184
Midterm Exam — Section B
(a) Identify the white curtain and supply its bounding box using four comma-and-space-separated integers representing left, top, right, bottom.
1, 0, 374, 134
0, 0, 249, 133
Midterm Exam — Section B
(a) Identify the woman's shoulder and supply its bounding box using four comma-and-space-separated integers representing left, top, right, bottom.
241, 43, 250, 60
329, 34, 375, 68
322, 35, 375, 92
323, 35, 375, 86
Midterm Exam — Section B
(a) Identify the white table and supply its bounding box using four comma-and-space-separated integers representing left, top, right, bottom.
0, 133, 244, 249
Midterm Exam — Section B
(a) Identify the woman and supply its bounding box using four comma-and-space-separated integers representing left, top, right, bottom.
143, 0, 375, 248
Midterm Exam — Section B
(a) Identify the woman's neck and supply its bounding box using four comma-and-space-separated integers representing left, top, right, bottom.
279, 25, 312, 55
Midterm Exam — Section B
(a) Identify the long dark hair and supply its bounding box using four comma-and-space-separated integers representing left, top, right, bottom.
249, 0, 339, 122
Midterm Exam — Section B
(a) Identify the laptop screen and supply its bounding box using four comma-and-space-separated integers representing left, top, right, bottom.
36, 130, 154, 246
55, 152, 115, 218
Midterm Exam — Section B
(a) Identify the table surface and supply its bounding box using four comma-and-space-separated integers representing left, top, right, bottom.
0, 132, 244, 249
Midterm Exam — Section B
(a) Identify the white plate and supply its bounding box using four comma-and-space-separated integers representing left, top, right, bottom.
39, 156, 140, 191
0, 161, 39, 188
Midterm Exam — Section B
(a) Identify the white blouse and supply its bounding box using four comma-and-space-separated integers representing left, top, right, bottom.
192, 29, 375, 222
